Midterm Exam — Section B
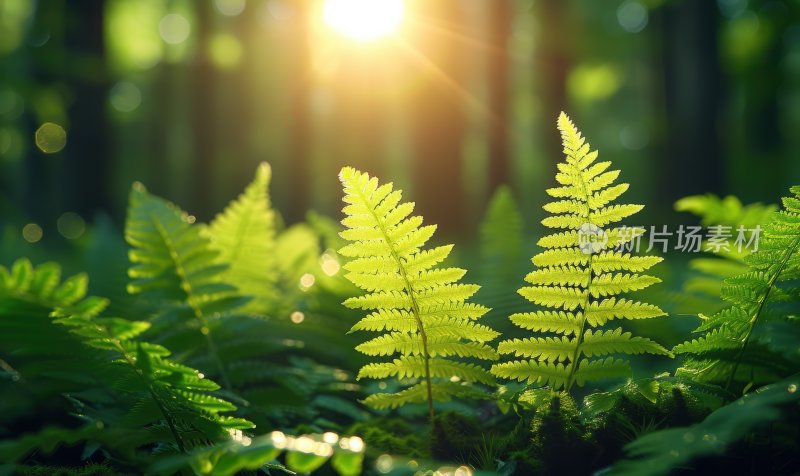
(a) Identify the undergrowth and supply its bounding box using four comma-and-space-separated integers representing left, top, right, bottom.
0, 113, 798, 475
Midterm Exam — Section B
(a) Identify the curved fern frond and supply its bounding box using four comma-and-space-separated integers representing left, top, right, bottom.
0, 259, 251, 461
125, 183, 247, 389
674, 186, 800, 392
207, 162, 278, 312
492, 112, 670, 392
338, 167, 498, 418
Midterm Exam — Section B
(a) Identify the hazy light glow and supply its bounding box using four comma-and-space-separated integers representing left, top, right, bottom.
323, 0, 404, 42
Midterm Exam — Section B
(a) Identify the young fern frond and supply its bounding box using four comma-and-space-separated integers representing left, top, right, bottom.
674, 186, 800, 392
0, 259, 251, 460
492, 112, 670, 392
337, 167, 499, 418
125, 183, 247, 389
207, 162, 278, 313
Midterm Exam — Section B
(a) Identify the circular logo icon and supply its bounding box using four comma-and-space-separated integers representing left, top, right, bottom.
577, 223, 608, 255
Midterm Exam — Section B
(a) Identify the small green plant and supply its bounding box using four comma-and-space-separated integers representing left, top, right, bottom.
674, 186, 800, 392
492, 112, 671, 392
0, 259, 251, 459
337, 167, 499, 418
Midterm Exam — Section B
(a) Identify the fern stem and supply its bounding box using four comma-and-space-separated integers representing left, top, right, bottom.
563, 146, 594, 392
564, 255, 594, 392
725, 235, 800, 392
357, 186, 435, 421
153, 217, 232, 390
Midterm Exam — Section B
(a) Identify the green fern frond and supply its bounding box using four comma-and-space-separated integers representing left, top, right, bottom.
125, 183, 249, 389
0, 259, 251, 461
475, 186, 529, 333
207, 162, 278, 312
492, 112, 670, 392
674, 186, 800, 392
675, 194, 777, 311
337, 167, 498, 417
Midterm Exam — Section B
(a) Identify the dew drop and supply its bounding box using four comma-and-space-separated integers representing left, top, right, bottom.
788, 383, 797, 394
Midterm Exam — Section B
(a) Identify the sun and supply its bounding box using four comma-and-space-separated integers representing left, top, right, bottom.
323, 0, 405, 42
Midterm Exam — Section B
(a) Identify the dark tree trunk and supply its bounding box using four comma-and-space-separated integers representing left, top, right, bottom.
487, 0, 511, 194
287, 0, 312, 224
658, 0, 724, 202
537, 0, 570, 168
63, 0, 110, 219
407, 0, 467, 233
190, 1, 218, 221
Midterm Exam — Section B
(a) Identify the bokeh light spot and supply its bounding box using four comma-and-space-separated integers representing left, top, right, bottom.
323, 0, 404, 42
290, 311, 305, 324
159, 14, 191, 45
299, 273, 316, 290
376, 454, 393, 473
568, 64, 622, 102
57, 212, 86, 239
22, 223, 43, 243
34, 122, 67, 153
214, 0, 246, 17
110, 82, 142, 112
320, 251, 340, 276
209, 34, 243, 70
617, 1, 648, 33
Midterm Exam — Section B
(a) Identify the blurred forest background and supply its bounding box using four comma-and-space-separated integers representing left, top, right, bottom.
1, 0, 799, 250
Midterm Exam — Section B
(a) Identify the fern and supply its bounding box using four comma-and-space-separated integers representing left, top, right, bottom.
0, 259, 251, 465
337, 167, 499, 418
492, 112, 670, 392
207, 162, 278, 313
125, 183, 248, 389
608, 374, 800, 476
674, 186, 800, 392
475, 186, 529, 333
675, 194, 776, 306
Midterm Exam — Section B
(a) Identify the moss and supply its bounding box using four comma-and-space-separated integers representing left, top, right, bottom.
15, 463, 131, 476
347, 418, 428, 459
429, 411, 483, 462
529, 393, 597, 475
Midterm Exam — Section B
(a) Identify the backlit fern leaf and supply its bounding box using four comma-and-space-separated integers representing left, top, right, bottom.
492, 112, 670, 392
207, 162, 278, 312
338, 167, 499, 417
674, 186, 800, 392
